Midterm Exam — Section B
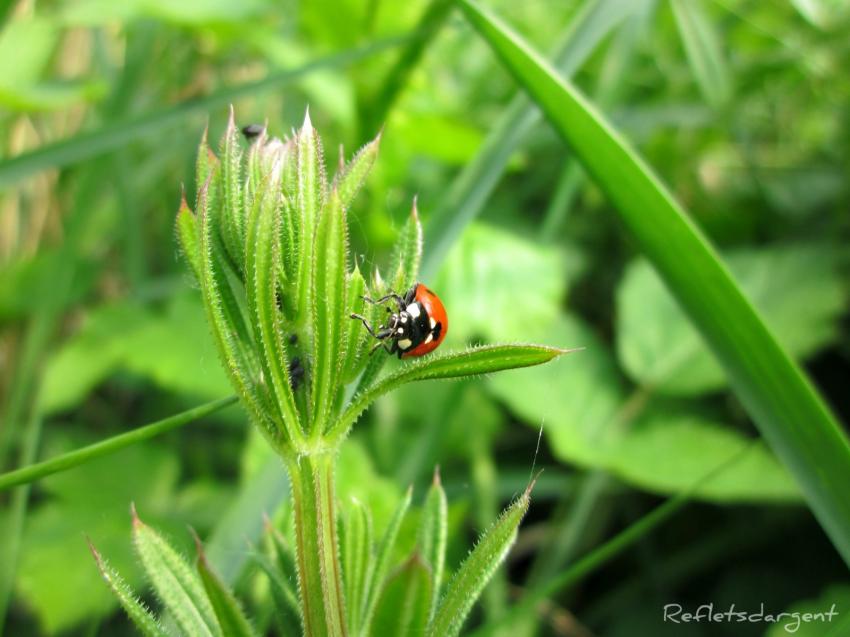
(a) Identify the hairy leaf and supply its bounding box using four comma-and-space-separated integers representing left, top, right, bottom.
330, 344, 572, 442
334, 133, 381, 211
427, 483, 532, 637
89, 541, 168, 637
131, 509, 220, 637
195, 536, 257, 637
311, 188, 349, 434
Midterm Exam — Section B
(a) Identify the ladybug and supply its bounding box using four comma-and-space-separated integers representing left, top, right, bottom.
350, 282, 448, 358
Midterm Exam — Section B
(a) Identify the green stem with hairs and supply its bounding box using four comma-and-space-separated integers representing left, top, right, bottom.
286, 451, 348, 637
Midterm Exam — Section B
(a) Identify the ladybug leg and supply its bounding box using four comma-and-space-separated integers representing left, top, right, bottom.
361, 293, 405, 311
350, 313, 383, 339
369, 341, 393, 356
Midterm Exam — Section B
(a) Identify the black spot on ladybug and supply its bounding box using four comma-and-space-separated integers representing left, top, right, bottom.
241, 123, 264, 140
432, 322, 442, 340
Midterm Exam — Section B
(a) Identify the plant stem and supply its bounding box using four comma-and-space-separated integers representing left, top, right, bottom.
286, 451, 348, 637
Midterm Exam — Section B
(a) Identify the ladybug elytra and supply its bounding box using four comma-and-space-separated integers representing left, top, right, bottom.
350, 282, 448, 358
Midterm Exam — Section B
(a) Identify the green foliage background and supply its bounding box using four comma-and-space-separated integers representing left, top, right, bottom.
0, 0, 848, 635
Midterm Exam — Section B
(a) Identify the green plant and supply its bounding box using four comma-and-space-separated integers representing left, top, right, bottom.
89, 109, 568, 636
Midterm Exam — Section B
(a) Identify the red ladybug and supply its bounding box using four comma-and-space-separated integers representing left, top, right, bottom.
351, 282, 448, 358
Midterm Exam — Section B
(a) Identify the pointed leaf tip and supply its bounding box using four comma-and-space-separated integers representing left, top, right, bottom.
302, 105, 313, 132
130, 502, 141, 527
433, 465, 441, 486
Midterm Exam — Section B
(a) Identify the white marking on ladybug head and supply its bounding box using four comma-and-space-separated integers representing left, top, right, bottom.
424, 333, 433, 344
398, 338, 413, 350
400, 315, 408, 323
396, 327, 404, 335
406, 303, 421, 318
429, 317, 436, 329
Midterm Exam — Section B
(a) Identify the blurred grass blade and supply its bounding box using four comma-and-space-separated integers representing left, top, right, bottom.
360, 0, 454, 140
371, 554, 432, 637
248, 552, 301, 635
132, 509, 220, 637
0, 396, 236, 492
422, 0, 645, 278
427, 482, 532, 637
417, 468, 448, 620
458, 0, 850, 566
329, 344, 572, 442
671, 0, 732, 107
0, 36, 408, 188
194, 535, 258, 637
89, 541, 169, 637
362, 486, 413, 634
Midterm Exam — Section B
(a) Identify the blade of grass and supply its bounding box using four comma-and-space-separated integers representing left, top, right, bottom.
421, 0, 647, 279
0, 35, 409, 188
0, 395, 237, 492
671, 0, 732, 108
459, 0, 850, 566
359, 0, 454, 141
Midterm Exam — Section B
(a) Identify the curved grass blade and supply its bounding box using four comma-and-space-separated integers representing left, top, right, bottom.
0, 36, 410, 188
458, 0, 850, 566
426, 481, 533, 637
421, 0, 645, 279
329, 344, 572, 443
194, 533, 258, 637
89, 540, 168, 637
250, 551, 302, 635
360, 0, 454, 140
0, 396, 236, 492
132, 508, 220, 637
